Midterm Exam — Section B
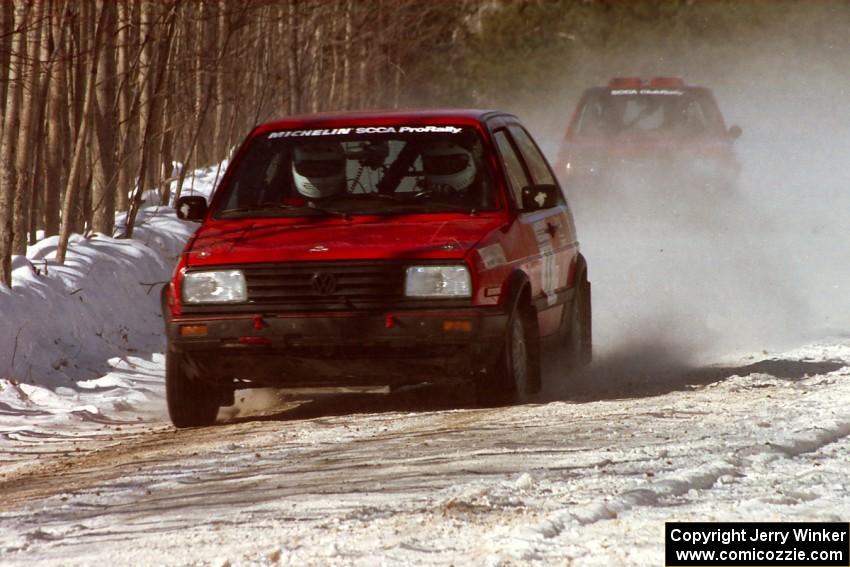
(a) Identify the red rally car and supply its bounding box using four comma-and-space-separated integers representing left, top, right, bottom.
556, 77, 742, 192
163, 109, 592, 427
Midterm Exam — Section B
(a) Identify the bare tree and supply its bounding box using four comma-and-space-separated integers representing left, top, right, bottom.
0, 1, 28, 286
122, 1, 178, 239
91, 0, 117, 235
1, 0, 15, 134
43, 0, 71, 239
11, 0, 44, 255
56, 0, 109, 264
114, 0, 132, 212
28, 0, 63, 245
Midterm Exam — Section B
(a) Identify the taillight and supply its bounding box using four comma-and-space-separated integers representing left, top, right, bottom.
648, 77, 684, 88
608, 77, 643, 88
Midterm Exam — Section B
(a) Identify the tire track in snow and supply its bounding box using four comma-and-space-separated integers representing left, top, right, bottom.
500, 409, 850, 560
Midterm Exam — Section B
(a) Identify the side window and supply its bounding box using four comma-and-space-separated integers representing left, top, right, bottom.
507, 125, 558, 186
673, 99, 708, 136
576, 99, 605, 136
224, 139, 289, 209
697, 92, 726, 135
493, 130, 530, 206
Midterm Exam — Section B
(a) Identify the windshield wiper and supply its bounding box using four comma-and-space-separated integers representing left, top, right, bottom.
424, 201, 478, 215
219, 202, 350, 219
302, 202, 351, 219
356, 193, 478, 216
360, 193, 408, 204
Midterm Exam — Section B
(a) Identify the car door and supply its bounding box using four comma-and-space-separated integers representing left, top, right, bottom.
491, 121, 579, 337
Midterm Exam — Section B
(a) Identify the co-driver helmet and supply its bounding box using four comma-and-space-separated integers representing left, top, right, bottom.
421, 141, 476, 192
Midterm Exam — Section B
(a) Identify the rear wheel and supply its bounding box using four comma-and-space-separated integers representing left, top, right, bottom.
475, 302, 540, 406
564, 276, 592, 369
165, 349, 220, 428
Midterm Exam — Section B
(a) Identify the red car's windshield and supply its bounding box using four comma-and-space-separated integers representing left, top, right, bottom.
214, 126, 498, 218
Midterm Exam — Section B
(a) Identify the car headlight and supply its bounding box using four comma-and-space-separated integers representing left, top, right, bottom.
182, 270, 247, 304
405, 266, 471, 298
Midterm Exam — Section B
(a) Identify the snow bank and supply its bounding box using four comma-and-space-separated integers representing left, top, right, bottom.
0, 209, 191, 389
0, 167, 219, 430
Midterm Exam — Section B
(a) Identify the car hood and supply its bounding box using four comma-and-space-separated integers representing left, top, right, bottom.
186, 215, 507, 266
566, 132, 725, 156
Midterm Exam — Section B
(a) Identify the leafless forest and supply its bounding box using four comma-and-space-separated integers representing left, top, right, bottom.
0, 0, 847, 287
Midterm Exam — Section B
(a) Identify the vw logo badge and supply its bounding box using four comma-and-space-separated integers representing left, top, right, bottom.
311, 272, 337, 295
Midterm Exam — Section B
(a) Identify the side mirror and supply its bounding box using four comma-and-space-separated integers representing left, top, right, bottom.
728, 125, 742, 141
176, 195, 208, 222
521, 184, 560, 211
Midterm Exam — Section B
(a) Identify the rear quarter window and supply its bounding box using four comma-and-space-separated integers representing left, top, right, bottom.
507, 125, 558, 186
493, 130, 531, 207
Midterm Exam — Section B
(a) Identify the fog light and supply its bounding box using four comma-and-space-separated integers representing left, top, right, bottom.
180, 324, 208, 337
443, 319, 472, 332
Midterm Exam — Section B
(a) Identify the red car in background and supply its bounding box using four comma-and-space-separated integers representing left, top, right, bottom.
556, 77, 742, 192
164, 109, 592, 427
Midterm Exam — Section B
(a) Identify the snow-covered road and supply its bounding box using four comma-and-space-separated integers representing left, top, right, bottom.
2, 342, 849, 566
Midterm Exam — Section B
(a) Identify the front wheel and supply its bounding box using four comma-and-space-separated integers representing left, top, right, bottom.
475, 303, 541, 406
165, 349, 220, 428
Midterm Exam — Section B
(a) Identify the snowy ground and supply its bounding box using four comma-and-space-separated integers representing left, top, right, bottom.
0, 342, 848, 566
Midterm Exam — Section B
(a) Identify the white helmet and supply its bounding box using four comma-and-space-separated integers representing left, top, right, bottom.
422, 142, 476, 192
292, 144, 346, 199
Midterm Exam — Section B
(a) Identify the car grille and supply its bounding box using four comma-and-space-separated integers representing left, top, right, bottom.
246, 261, 404, 307
181, 261, 468, 313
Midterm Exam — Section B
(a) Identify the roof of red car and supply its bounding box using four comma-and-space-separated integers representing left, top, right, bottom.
254, 108, 507, 133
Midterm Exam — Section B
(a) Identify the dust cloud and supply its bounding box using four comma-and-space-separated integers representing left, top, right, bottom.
218, 388, 287, 419
524, 26, 850, 383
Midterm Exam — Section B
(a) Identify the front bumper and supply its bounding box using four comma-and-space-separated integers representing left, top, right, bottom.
166, 308, 508, 387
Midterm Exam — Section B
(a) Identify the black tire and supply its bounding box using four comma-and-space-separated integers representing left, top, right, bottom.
475, 302, 541, 406
165, 349, 219, 428
564, 276, 592, 369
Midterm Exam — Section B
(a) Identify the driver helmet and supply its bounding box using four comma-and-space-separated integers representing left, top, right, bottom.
421, 141, 476, 192
292, 143, 346, 199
